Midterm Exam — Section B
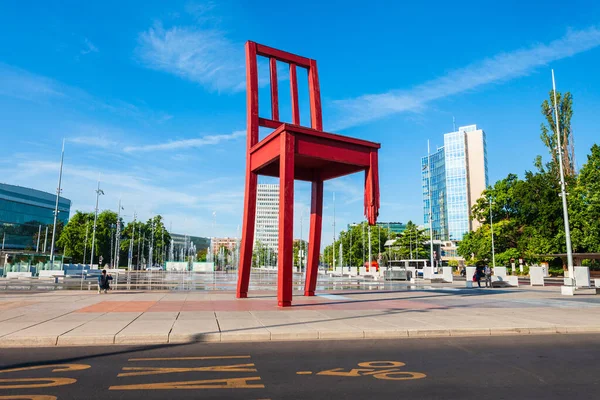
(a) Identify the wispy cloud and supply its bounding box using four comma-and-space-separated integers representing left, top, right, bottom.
136, 22, 245, 92
331, 26, 600, 130
0, 63, 170, 123
0, 63, 65, 101
123, 130, 245, 152
81, 38, 99, 55
68, 136, 117, 149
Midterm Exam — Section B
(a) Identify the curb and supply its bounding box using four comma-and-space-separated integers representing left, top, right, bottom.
2, 326, 600, 347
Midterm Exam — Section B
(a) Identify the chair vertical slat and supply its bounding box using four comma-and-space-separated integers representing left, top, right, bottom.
269, 57, 279, 121
308, 59, 323, 131
246, 42, 259, 148
290, 64, 300, 125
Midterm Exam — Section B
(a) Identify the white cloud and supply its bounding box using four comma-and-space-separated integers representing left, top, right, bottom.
124, 130, 245, 152
332, 26, 600, 130
0, 63, 65, 101
136, 22, 245, 92
0, 63, 170, 123
81, 38, 99, 55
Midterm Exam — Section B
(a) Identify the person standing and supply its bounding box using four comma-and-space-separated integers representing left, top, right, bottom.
485, 265, 493, 288
474, 266, 483, 288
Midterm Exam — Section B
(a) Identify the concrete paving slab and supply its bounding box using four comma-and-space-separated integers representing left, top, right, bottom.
115, 318, 176, 344
169, 319, 221, 343
1, 318, 95, 347
58, 314, 138, 346
177, 311, 217, 320
218, 317, 271, 342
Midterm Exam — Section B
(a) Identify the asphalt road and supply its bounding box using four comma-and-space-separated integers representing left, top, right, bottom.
0, 335, 598, 400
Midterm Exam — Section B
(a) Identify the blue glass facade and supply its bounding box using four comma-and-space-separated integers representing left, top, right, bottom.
422, 125, 488, 242
0, 183, 71, 249
444, 132, 470, 240
422, 147, 448, 241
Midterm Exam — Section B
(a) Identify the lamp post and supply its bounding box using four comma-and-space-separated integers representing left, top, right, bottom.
114, 199, 123, 269
36, 225, 41, 253
83, 222, 89, 265
489, 196, 496, 268
427, 140, 434, 272
90, 180, 104, 268
551, 70, 575, 288
332, 192, 336, 271
50, 139, 65, 268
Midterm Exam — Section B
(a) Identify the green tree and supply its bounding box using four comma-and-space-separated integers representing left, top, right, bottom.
323, 222, 392, 268
572, 144, 600, 253
540, 90, 576, 179
293, 239, 308, 268
56, 211, 93, 262
392, 221, 429, 260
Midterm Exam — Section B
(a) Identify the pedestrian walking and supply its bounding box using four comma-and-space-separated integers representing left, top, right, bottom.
485, 265, 493, 288
475, 265, 484, 288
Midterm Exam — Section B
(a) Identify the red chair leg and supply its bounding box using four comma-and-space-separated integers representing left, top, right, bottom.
278, 132, 295, 307
305, 179, 323, 296
237, 171, 258, 299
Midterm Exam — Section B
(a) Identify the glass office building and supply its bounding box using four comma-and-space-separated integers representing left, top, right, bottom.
376, 222, 407, 235
0, 183, 71, 249
422, 125, 488, 241
422, 146, 448, 241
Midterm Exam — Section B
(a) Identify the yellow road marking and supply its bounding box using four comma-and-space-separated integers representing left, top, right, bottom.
357, 361, 406, 369
317, 368, 378, 377
128, 356, 251, 361
296, 371, 313, 375
118, 364, 257, 377
373, 371, 427, 381
0, 378, 77, 389
110, 377, 264, 390
0, 396, 57, 400
0, 364, 91, 374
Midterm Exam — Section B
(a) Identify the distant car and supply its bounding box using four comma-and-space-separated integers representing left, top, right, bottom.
145, 265, 163, 271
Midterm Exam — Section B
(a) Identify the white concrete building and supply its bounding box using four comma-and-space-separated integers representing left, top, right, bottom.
255, 183, 279, 252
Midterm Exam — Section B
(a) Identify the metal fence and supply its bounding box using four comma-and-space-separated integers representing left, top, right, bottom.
0, 269, 391, 292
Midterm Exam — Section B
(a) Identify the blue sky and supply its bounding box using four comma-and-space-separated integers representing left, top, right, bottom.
1, 1, 599, 247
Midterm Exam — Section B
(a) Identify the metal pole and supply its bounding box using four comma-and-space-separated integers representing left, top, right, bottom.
428, 140, 434, 271
129, 213, 136, 271
36, 225, 41, 253
300, 210, 303, 271
362, 222, 365, 270
43, 226, 48, 253
149, 220, 154, 269
1, 233, 4, 250
552, 70, 575, 283
110, 226, 114, 268
50, 139, 65, 268
137, 225, 141, 270
489, 197, 496, 268
115, 199, 122, 269
332, 192, 336, 271
83, 222, 89, 264
368, 224, 372, 270
90, 180, 103, 269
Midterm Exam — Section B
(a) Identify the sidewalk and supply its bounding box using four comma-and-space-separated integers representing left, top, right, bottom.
1, 282, 600, 347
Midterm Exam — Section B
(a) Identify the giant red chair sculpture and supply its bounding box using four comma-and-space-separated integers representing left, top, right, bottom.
236, 41, 380, 307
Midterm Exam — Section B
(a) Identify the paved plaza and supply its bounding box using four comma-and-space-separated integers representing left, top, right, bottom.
1, 277, 600, 347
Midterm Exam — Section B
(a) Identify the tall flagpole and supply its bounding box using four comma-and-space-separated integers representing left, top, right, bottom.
332, 192, 336, 270
50, 139, 65, 268
552, 70, 575, 286
90, 179, 104, 268
428, 140, 434, 272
